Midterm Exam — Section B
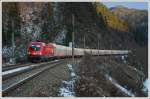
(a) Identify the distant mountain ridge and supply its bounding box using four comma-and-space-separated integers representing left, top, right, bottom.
110, 5, 148, 11
109, 5, 128, 10
93, 3, 130, 32
110, 6, 148, 45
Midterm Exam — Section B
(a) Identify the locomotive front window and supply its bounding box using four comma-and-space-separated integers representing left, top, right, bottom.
30, 45, 41, 51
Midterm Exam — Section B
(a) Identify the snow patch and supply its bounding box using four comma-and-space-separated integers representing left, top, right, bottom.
54, 28, 66, 44
2, 46, 16, 64
2, 66, 31, 76
59, 87, 74, 97
121, 55, 127, 63
71, 72, 76, 77
121, 56, 125, 60
67, 64, 73, 71
58, 64, 77, 97
54, 60, 59, 62
105, 74, 135, 97
2, 46, 13, 58
142, 79, 148, 95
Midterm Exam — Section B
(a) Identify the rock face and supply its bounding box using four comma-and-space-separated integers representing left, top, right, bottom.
19, 3, 44, 41
2, 2, 55, 63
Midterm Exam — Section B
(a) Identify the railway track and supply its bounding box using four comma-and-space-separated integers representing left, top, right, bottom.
2, 60, 59, 80
2, 59, 63, 96
2, 63, 33, 72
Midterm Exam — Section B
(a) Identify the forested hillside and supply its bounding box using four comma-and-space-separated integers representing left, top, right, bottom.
93, 3, 129, 32
110, 6, 148, 45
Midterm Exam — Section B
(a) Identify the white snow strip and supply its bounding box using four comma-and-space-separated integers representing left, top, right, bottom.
121, 56, 125, 60
71, 72, 76, 77
54, 60, 59, 62
67, 64, 73, 71
58, 64, 76, 97
59, 87, 74, 97
2, 66, 31, 76
143, 79, 148, 89
121, 55, 126, 63
67, 64, 76, 78
142, 79, 149, 93
105, 74, 135, 97
62, 80, 71, 85
3, 60, 59, 76
59, 80, 75, 97
2, 64, 40, 76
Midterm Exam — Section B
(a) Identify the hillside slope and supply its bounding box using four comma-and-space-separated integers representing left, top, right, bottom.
110, 6, 148, 45
93, 3, 130, 32
54, 3, 135, 50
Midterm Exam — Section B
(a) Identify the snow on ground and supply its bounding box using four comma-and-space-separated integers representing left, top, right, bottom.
2, 46, 13, 58
59, 87, 74, 97
54, 60, 59, 62
105, 74, 135, 97
2, 46, 15, 64
2, 66, 31, 76
58, 80, 75, 97
58, 64, 77, 97
121, 55, 127, 64
54, 28, 66, 44
142, 79, 149, 95
2, 64, 40, 76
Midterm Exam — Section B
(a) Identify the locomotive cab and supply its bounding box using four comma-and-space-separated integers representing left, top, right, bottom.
27, 42, 45, 61
27, 41, 55, 62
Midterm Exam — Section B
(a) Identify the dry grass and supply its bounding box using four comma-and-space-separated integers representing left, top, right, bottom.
74, 54, 146, 97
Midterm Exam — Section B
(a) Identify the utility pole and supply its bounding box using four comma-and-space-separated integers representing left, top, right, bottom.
12, 20, 15, 64
98, 34, 100, 56
72, 14, 75, 66
84, 35, 85, 50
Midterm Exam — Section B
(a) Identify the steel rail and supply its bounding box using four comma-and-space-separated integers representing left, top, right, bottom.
2, 61, 62, 96
2, 60, 59, 80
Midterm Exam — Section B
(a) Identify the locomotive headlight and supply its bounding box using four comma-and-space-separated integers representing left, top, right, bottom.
39, 52, 42, 55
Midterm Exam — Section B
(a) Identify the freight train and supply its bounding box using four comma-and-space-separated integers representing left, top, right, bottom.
27, 41, 130, 62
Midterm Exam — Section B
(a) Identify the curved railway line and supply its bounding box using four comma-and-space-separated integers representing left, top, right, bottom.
2, 49, 132, 96
2, 59, 63, 96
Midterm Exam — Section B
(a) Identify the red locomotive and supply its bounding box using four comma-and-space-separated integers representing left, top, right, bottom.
27, 41, 74, 62
27, 41, 55, 62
